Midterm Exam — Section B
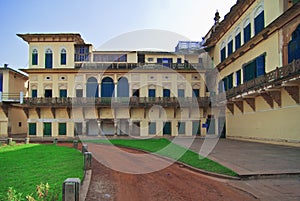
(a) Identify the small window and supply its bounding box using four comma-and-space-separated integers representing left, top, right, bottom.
236, 70, 241, 86
61, 48, 67, 65
45, 89, 52, 98
254, 7, 264, 35
45, 48, 53, 69
76, 89, 83, 97
59, 123, 67, 135
29, 123, 36, 135
18, 122, 22, 127
192, 121, 200, 135
148, 89, 156, 97
178, 89, 185, 97
178, 122, 185, 135
147, 58, 154, 62
220, 47, 226, 62
32, 89, 37, 98
163, 89, 170, 97
243, 22, 251, 44
227, 40, 233, 56
148, 122, 156, 135
60, 89, 67, 98
32, 49, 38, 65
192, 89, 199, 97
235, 33, 241, 50
44, 122, 52, 136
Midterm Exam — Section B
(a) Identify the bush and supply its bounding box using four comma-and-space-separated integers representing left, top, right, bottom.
3, 183, 58, 201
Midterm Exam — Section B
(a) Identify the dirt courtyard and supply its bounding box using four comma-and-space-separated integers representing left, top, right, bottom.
84, 144, 257, 201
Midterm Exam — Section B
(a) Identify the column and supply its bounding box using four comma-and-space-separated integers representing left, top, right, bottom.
114, 83, 118, 98
114, 119, 118, 135
97, 120, 101, 136
83, 120, 87, 135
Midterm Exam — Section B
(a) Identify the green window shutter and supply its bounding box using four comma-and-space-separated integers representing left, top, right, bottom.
59, 123, 67, 135
60, 90, 67, 98
29, 123, 36, 135
192, 121, 200, 135
44, 123, 52, 136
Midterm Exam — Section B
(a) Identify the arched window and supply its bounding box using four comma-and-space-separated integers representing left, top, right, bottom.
243, 18, 251, 44
288, 25, 300, 63
86, 77, 99, 97
45, 48, 53, 69
32, 49, 38, 65
254, 5, 265, 35
227, 36, 233, 56
101, 77, 114, 97
235, 27, 241, 50
117, 77, 129, 97
60, 48, 67, 65
220, 42, 226, 62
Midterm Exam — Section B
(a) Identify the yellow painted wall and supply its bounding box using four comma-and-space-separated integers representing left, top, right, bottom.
227, 89, 300, 142
9, 107, 27, 135
213, 0, 283, 66
29, 42, 75, 68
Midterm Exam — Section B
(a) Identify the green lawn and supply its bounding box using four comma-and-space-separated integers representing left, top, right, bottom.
85, 138, 238, 177
0, 144, 84, 200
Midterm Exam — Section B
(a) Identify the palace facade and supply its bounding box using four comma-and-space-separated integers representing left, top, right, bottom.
204, 0, 300, 142
17, 33, 214, 137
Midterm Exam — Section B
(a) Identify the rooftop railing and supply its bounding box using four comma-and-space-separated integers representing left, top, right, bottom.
74, 62, 208, 70
23, 97, 210, 108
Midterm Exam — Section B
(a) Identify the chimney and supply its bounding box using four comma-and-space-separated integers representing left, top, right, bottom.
4, 64, 8, 68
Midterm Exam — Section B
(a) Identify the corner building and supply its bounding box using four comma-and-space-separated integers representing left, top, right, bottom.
204, 0, 300, 142
18, 33, 214, 138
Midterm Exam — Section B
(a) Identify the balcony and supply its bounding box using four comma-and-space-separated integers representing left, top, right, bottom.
74, 62, 208, 70
22, 97, 210, 108
214, 59, 300, 103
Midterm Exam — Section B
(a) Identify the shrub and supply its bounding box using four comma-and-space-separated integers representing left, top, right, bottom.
3, 183, 58, 201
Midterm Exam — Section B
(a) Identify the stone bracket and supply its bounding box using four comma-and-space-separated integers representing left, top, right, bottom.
235, 101, 244, 113
245, 98, 255, 111
261, 93, 274, 108
23, 108, 29, 118
36, 108, 41, 119
284, 86, 299, 104
51, 108, 55, 118
66, 107, 71, 119
227, 102, 234, 114
1, 104, 9, 118
269, 91, 281, 107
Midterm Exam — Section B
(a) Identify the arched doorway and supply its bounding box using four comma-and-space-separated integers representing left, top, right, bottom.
117, 77, 129, 97
101, 77, 114, 97
86, 77, 99, 97
288, 24, 300, 63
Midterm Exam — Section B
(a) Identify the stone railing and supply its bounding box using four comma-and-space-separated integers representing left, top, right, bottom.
74, 62, 208, 70
23, 97, 210, 108
214, 59, 300, 102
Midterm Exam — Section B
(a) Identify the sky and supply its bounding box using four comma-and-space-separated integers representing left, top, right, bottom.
0, 0, 237, 69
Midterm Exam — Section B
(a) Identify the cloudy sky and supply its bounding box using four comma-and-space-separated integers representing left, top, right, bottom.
0, 0, 237, 69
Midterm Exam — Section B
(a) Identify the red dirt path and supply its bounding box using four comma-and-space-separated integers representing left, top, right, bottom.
57, 142, 256, 201
85, 144, 256, 201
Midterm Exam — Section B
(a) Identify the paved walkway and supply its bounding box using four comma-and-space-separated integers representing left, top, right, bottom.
173, 138, 300, 200
174, 138, 300, 176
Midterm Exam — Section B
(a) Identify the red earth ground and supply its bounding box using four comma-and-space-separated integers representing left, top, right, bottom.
58, 142, 256, 201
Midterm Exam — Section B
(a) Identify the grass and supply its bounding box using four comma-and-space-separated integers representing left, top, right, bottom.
85, 138, 238, 177
0, 144, 84, 200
